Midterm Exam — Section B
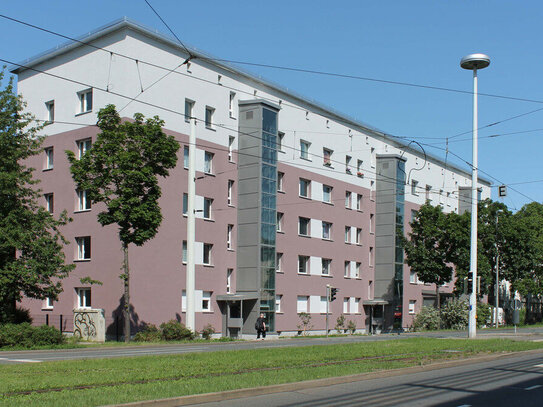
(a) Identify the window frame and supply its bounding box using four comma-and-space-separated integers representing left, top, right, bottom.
300, 140, 311, 160
321, 258, 331, 276
44, 193, 54, 213
203, 197, 213, 220
77, 89, 93, 114
203, 243, 213, 265
299, 217, 310, 236
76, 287, 91, 309
299, 178, 310, 198
205, 106, 215, 129
44, 147, 54, 170
76, 189, 91, 212
45, 100, 55, 123
185, 99, 194, 123
322, 185, 332, 203
322, 221, 332, 240
77, 138, 92, 159
75, 236, 91, 261
204, 151, 214, 174
298, 255, 309, 274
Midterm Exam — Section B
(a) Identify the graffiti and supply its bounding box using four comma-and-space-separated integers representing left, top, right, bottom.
74, 312, 97, 338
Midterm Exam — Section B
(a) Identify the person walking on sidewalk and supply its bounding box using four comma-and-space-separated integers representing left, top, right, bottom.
256, 313, 266, 340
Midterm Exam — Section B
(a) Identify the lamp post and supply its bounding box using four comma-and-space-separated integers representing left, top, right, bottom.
495, 209, 503, 329
460, 53, 490, 339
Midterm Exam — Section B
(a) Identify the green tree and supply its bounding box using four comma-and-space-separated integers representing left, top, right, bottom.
67, 105, 179, 341
0, 69, 73, 323
402, 203, 453, 310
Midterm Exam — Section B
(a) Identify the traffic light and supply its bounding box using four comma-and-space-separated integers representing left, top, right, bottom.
463, 273, 480, 295
329, 287, 338, 302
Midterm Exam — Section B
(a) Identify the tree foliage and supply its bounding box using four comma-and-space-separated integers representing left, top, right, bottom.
67, 104, 179, 341
0, 68, 73, 323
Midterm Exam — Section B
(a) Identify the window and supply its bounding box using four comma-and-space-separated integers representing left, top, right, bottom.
227, 180, 234, 205
297, 295, 309, 313
326, 119, 330, 128
368, 281, 373, 299
345, 191, 352, 208
322, 258, 331, 275
356, 194, 362, 211
185, 99, 194, 122
202, 291, 212, 312
410, 271, 417, 284
369, 247, 374, 267
44, 193, 54, 213
298, 255, 309, 274
276, 295, 282, 313
277, 212, 284, 232
370, 214, 375, 234
77, 138, 92, 159
44, 297, 54, 309
322, 221, 332, 240
276, 252, 283, 272
77, 89, 93, 114
370, 147, 375, 167
345, 155, 352, 174
344, 261, 350, 278
370, 181, 375, 201
203, 198, 213, 219
77, 189, 91, 211
409, 300, 416, 314
355, 262, 361, 278
45, 100, 54, 123
299, 217, 310, 236
228, 136, 235, 161
357, 159, 363, 174
227, 224, 233, 250
356, 228, 362, 245
411, 180, 419, 196
204, 151, 214, 174
320, 296, 328, 313
183, 146, 189, 169
277, 172, 284, 192
76, 236, 91, 260
44, 147, 54, 170
227, 269, 233, 293
182, 241, 187, 263
353, 298, 360, 314
205, 106, 215, 129
76, 288, 91, 309
323, 148, 333, 166
299, 178, 310, 198
203, 243, 213, 265
229, 92, 236, 118
323, 185, 332, 203
345, 226, 351, 243
278, 132, 285, 152
300, 140, 310, 160
183, 193, 188, 215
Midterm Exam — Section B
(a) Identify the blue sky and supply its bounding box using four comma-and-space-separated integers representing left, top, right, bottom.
1, 1, 542, 211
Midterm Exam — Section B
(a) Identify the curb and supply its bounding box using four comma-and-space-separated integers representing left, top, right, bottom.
104, 348, 543, 407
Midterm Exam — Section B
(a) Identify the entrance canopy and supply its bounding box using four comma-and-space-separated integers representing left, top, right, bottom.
216, 293, 259, 301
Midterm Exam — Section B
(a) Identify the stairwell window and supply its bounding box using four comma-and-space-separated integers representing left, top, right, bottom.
227, 224, 233, 250
229, 92, 236, 118
185, 99, 194, 123
227, 180, 234, 205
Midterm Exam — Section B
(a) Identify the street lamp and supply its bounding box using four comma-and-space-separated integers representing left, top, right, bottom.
460, 53, 490, 339
495, 209, 503, 329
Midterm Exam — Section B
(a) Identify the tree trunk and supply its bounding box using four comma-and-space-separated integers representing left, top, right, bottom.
436, 285, 441, 329
123, 243, 130, 343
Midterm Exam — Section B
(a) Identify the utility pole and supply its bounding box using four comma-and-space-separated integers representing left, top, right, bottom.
186, 117, 196, 332
326, 285, 330, 337
495, 209, 503, 329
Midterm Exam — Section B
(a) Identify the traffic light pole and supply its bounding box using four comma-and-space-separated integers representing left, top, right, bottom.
325, 285, 329, 338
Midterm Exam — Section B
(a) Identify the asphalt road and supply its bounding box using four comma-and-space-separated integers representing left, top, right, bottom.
1, 327, 543, 365
189, 352, 543, 407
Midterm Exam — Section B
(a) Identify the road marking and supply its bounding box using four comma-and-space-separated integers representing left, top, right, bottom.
525, 385, 542, 391
457, 404, 472, 407
0, 358, 42, 363
534, 364, 543, 368
532, 339, 543, 342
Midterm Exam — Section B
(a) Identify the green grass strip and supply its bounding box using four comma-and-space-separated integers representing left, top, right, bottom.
1, 338, 542, 407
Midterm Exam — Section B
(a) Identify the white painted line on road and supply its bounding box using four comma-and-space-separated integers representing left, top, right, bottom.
457, 404, 472, 407
531, 339, 543, 342
525, 385, 542, 391
7, 359, 41, 363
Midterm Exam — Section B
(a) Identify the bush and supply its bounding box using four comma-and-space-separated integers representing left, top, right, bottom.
347, 320, 357, 334
160, 320, 194, 341
134, 324, 161, 342
0, 323, 64, 348
477, 302, 491, 328
335, 314, 346, 334
412, 306, 440, 331
201, 324, 215, 340
441, 299, 469, 330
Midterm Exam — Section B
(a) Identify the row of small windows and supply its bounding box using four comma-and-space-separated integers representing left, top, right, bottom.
299, 178, 374, 206
300, 140, 376, 172
184, 93, 236, 128
44, 190, 91, 214
296, 295, 367, 314
43, 138, 91, 171
44, 89, 93, 122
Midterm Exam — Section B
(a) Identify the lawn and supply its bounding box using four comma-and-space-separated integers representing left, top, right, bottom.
1, 337, 542, 406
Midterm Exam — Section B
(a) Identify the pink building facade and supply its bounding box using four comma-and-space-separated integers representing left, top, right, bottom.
13, 18, 491, 337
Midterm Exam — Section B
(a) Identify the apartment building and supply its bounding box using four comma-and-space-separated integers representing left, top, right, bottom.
12, 18, 491, 337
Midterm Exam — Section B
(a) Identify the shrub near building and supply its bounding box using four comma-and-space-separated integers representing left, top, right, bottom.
0, 323, 65, 348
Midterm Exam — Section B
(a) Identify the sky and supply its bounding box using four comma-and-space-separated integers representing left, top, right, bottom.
1, 1, 542, 211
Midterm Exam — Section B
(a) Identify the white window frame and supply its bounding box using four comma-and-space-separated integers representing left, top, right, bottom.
345, 226, 351, 243
356, 194, 362, 211
227, 180, 234, 205
323, 185, 332, 203
227, 269, 233, 293
183, 146, 189, 169
204, 151, 214, 174
203, 198, 213, 220
299, 217, 310, 236
345, 155, 352, 174
185, 99, 194, 123
345, 191, 352, 208
322, 258, 331, 275
77, 189, 91, 211
355, 262, 361, 278
278, 132, 285, 152
77, 89, 93, 114
44, 297, 54, 309
411, 180, 419, 196
229, 92, 236, 118
277, 172, 284, 192
369, 247, 374, 267
370, 214, 375, 234
203, 243, 213, 265
45, 100, 54, 123
409, 300, 416, 315
300, 140, 310, 160
276, 252, 283, 272
183, 193, 188, 216
277, 212, 284, 232
228, 136, 235, 162
356, 228, 362, 245
323, 148, 333, 166
182, 241, 187, 263
227, 224, 233, 250
202, 291, 212, 312
76, 287, 91, 309
205, 106, 215, 129
77, 138, 92, 159
44, 193, 54, 213
276, 295, 282, 313
44, 147, 54, 170
298, 255, 309, 274
344, 261, 350, 278
297, 295, 309, 313
322, 221, 332, 240
343, 298, 349, 313
76, 236, 91, 260
299, 178, 310, 198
